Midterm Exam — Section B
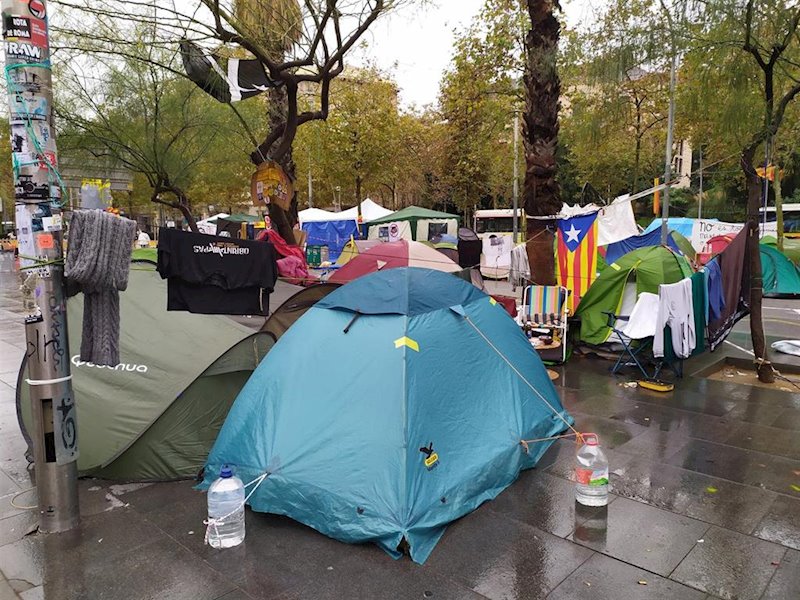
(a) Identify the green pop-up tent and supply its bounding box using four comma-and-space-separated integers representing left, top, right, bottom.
576, 246, 693, 345
18, 261, 277, 481
761, 244, 800, 297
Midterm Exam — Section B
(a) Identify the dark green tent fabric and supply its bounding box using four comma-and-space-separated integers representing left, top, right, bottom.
575, 246, 693, 345
19, 265, 275, 481
761, 244, 800, 297
366, 205, 460, 226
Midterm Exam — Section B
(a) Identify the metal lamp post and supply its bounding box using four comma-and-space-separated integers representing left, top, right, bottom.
2, 0, 80, 532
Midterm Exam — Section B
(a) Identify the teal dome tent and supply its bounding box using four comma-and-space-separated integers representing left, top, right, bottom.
202, 268, 573, 563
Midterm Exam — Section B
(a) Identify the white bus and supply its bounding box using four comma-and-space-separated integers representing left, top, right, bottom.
760, 203, 800, 238
473, 209, 525, 242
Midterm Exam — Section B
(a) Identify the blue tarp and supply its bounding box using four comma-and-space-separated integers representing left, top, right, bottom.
302, 219, 359, 260
605, 228, 682, 264
202, 268, 572, 563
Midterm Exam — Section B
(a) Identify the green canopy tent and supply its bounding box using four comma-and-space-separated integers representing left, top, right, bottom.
366, 206, 460, 242
18, 261, 277, 481
575, 246, 694, 345
761, 244, 800, 297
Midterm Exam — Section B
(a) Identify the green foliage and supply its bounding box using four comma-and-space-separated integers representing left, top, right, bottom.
56, 38, 263, 214
293, 67, 433, 209
434, 0, 525, 216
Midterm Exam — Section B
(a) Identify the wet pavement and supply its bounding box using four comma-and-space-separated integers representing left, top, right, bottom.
0, 251, 799, 599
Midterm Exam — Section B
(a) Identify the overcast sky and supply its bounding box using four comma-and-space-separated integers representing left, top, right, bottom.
349, 0, 601, 109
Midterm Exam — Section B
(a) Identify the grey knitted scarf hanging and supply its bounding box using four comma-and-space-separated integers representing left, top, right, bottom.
65, 210, 136, 366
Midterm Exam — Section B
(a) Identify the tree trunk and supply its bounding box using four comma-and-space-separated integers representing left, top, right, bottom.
264, 85, 298, 246
523, 0, 562, 285
742, 148, 774, 383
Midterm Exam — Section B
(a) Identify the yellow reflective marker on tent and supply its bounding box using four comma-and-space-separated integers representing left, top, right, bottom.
489, 297, 497, 305
394, 337, 420, 352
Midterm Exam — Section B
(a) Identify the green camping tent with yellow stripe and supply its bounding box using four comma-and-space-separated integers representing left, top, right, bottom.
576, 246, 693, 345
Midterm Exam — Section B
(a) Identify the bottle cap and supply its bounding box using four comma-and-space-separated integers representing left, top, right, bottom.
583, 433, 599, 446
220, 465, 233, 478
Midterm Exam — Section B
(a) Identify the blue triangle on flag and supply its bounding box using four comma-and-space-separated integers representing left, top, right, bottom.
558, 212, 598, 252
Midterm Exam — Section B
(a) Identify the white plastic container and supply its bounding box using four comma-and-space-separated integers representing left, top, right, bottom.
575, 433, 609, 506
207, 465, 245, 548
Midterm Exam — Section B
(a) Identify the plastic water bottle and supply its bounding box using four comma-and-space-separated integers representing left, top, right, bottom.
575, 433, 609, 506
207, 465, 245, 548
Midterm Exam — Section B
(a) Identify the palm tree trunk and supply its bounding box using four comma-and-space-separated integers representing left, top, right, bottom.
523, 0, 563, 285
265, 85, 299, 246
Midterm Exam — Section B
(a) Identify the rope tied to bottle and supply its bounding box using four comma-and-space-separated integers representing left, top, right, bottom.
204, 471, 269, 546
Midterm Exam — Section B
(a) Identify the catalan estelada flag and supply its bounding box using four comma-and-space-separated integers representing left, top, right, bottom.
556, 212, 599, 313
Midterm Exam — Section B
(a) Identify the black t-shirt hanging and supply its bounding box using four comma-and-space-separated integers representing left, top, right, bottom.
157, 228, 277, 315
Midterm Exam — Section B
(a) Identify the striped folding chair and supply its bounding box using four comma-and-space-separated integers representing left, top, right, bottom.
522, 285, 569, 363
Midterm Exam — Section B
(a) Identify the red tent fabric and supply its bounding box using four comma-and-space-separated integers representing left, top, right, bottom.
329, 240, 460, 284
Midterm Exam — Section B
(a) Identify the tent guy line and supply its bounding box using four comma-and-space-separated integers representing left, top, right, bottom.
462, 313, 580, 440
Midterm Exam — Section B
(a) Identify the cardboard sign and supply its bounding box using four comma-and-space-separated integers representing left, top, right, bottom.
251, 161, 293, 211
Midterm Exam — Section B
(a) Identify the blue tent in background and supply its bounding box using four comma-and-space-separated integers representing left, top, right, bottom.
643, 217, 717, 240
202, 268, 572, 563
302, 219, 359, 260
605, 228, 683, 264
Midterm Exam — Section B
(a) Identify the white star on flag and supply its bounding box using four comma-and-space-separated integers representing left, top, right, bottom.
565, 223, 581, 243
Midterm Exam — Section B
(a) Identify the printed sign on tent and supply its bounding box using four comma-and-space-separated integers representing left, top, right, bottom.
691, 219, 777, 252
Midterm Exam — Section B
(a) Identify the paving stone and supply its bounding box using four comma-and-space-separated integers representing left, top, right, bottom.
547, 553, 706, 600
36, 538, 237, 600
213, 591, 254, 600
294, 543, 486, 600
0, 511, 38, 549
488, 470, 614, 538
667, 439, 800, 498
671, 525, 786, 600
752, 494, 800, 551
114, 479, 198, 514
614, 428, 693, 462
567, 496, 710, 577
610, 458, 777, 535
610, 403, 735, 443
19, 585, 42, 600
724, 422, 800, 460
144, 499, 372, 600
425, 505, 592, 600
761, 548, 800, 600
557, 389, 637, 419
0, 508, 164, 588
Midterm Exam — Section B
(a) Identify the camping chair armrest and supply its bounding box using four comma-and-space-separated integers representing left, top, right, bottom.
602, 311, 629, 327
